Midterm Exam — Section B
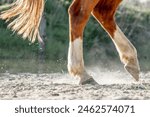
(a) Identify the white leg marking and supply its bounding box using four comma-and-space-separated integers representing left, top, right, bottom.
68, 37, 84, 76
112, 26, 138, 65
112, 26, 140, 81
68, 37, 94, 84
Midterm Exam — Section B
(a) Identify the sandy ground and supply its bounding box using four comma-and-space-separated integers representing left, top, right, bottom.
0, 69, 150, 100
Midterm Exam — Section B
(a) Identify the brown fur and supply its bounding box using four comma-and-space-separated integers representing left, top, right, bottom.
92, 0, 122, 37
68, 0, 99, 41
0, 0, 120, 41
68, 0, 140, 83
68, 0, 121, 41
0, 0, 140, 84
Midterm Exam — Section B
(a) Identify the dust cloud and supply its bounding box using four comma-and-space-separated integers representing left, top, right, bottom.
0, 68, 150, 100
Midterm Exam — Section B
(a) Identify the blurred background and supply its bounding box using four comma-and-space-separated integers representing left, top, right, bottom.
0, 0, 150, 73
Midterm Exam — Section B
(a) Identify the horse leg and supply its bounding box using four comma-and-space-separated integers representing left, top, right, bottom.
68, 0, 99, 85
92, 0, 140, 81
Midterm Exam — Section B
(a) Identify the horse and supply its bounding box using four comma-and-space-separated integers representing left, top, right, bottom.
0, 0, 140, 85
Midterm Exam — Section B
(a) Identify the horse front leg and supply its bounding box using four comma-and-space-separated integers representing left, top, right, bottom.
114, 26, 140, 81
92, 0, 140, 81
68, 0, 99, 85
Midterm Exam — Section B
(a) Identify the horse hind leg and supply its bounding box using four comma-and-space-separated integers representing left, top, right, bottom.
68, 0, 99, 85
92, 0, 140, 81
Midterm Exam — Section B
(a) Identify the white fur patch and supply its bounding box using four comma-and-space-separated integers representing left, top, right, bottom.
113, 26, 137, 63
68, 38, 84, 76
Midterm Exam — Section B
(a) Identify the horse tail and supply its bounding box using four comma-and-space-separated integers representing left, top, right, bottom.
0, 0, 45, 43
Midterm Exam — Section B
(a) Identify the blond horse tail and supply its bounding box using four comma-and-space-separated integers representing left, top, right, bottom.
0, 0, 44, 42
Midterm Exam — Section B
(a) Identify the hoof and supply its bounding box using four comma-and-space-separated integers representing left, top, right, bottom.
79, 78, 99, 85
124, 64, 140, 81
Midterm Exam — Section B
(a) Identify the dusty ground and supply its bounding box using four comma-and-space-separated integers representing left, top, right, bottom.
0, 69, 150, 100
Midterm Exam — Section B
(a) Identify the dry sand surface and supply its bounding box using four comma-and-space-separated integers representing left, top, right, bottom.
0, 69, 150, 100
